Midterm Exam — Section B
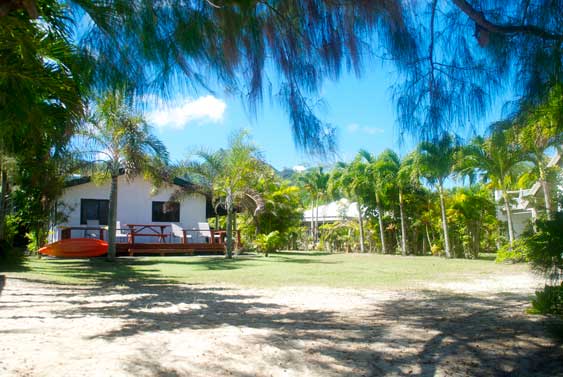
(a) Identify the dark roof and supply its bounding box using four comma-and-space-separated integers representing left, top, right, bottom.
65, 174, 195, 189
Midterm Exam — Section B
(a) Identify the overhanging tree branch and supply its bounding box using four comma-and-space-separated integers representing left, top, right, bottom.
451, 0, 563, 41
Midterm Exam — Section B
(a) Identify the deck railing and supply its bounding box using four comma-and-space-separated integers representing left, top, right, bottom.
58, 225, 241, 248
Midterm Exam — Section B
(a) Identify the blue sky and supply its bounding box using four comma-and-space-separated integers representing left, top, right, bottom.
146, 62, 503, 171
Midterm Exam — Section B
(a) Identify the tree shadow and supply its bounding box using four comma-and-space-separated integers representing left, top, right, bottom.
274, 251, 331, 257
3, 276, 562, 376
0, 247, 30, 273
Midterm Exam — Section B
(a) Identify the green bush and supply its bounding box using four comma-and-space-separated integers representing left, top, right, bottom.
253, 231, 284, 256
525, 213, 563, 283
495, 239, 529, 263
530, 285, 563, 315
4, 214, 20, 246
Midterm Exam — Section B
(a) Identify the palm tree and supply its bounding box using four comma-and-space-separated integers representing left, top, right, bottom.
514, 95, 563, 220
176, 130, 265, 259
360, 149, 400, 254
78, 91, 169, 260
396, 152, 420, 256
174, 149, 227, 230
457, 128, 528, 245
299, 167, 329, 245
216, 132, 266, 258
414, 134, 459, 258
328, 158, 371, 253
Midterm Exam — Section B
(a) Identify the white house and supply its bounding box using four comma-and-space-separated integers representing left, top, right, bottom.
49, 175, 207, 243
303, 198, 361, 223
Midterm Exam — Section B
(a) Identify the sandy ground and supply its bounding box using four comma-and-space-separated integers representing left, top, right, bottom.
1, 271, 562, 377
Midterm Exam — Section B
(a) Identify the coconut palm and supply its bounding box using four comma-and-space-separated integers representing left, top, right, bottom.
298, 167, 330, 244
457, 128, 529, 245
359, 149, 400, 254
78, 91, 169, 260
396, 152, 421, 256
514, 87, 563, 220
328, 158, 371, 253
176, 130, 266, 259
413, 134, 460, 258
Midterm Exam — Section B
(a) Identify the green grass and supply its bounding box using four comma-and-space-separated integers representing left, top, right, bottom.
1, 251, 530, 288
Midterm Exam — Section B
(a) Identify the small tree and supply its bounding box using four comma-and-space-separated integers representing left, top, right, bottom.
176, 130, 265, 259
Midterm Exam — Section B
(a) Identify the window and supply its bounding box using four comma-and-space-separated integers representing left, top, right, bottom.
152, 201, 180, 222
80, 199, 109, 225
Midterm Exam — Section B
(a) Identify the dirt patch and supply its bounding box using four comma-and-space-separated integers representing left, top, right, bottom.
0, 272, 561, 377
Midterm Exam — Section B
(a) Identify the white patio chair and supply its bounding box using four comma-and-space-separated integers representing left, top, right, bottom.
197, 222, 221, 244
171, 223, 191, 244
115, 221, 129, 242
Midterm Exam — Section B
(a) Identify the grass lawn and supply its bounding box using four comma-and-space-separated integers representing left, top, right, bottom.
1, 251, 530, 288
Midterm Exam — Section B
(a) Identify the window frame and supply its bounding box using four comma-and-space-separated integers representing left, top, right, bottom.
152, 201, 180, 222
80, 199, 110, 225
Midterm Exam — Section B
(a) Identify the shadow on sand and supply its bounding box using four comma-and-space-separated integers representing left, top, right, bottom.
3, 259, 563, 377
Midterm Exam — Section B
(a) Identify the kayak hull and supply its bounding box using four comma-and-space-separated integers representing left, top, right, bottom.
38, 238, 108, 258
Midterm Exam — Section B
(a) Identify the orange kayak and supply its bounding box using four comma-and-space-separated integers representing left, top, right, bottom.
39, 238, 108, 258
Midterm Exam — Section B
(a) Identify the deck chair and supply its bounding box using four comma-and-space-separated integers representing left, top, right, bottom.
197, 222, 221, 244
115, 221, 129, 242
171, 223, 191, 244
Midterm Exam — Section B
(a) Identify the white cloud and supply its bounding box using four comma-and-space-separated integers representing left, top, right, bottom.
346, 123, 359, 133
147, 95, 226, 130
346, 123, 384, 135
293, 165, 306, 172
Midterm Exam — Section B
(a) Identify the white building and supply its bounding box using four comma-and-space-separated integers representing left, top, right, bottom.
496, 149, 562, 238
49, 175, 207, 243
303, 198, 361, 223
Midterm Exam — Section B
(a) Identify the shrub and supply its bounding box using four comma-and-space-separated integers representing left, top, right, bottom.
495, 239, 529, 263
431, 244, 443, 256
530, 285, 563, 316
253, 231, 284, 257
525, 213, 563, 283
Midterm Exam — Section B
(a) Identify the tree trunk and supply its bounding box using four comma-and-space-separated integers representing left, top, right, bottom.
233, 211, 237, 250
425, 223, 432, 252
357, 201, 365, 253
225, 190, 234, 259
399, 189, 407, 256
0, 168, 8, 242
314, 194, 320, 244
376, 192, 387, 253
438, 183, 451, 258
107, 174, 118, 261
539, 167, 552, 220
473, 221, 481, 258
310, 200, 315, 242
502, 190, 515, 245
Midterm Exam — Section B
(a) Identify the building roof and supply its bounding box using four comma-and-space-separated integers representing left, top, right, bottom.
303, 198, 360, 222
64, 173, 193, 189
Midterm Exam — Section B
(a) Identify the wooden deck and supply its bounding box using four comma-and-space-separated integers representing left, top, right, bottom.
58, 225, 240, 256
116, 242, 226, 256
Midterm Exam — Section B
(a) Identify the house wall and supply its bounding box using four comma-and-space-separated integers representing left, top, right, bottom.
51, 176, 206, 242
497, 209, 533, 239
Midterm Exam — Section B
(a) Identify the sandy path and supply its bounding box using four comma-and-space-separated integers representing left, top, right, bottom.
0, 272, 562, 377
